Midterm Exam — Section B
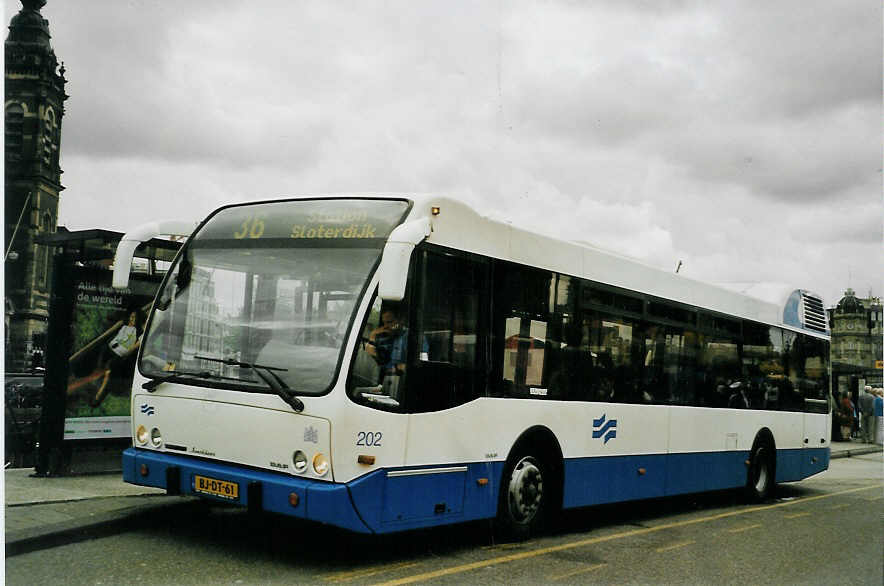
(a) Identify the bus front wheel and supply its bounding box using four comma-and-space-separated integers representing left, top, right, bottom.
496, 453, 548, 541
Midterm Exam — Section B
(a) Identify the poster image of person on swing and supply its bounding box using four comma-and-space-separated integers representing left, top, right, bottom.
66, 306, 144, 411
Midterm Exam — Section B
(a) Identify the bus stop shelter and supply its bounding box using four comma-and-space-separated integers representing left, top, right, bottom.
28, 228, 180, 476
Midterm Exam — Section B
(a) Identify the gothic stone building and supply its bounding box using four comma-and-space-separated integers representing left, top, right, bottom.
829, 288, 884, 397
5, 0, 68, 371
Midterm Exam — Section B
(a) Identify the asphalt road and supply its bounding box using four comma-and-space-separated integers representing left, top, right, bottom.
6, 454, 882, 585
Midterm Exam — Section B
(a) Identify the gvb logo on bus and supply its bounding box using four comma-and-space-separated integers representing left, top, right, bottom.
592, 414, 617, 444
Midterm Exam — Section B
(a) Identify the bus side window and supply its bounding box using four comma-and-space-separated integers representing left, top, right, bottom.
780, 330, 804, 412
494, 263, 554, 398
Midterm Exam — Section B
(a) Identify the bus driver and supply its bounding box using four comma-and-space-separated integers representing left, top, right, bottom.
366, 305, 429, 377
367, 306, 407, 375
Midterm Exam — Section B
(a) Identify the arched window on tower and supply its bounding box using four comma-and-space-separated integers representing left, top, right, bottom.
42, 107, 57, 167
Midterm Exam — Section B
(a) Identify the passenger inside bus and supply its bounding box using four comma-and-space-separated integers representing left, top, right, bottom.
727, 380, 750, 409
547, 321, 593, 400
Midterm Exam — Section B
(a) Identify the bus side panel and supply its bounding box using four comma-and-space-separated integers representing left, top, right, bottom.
609, 454, 666, 501
776, 448, 805, 482
802, 411, 831, 479
665, 450, 748, 495
383, 469, 467, 522
348, 462, 502, 533
775, 446, 829, 481
801, 447, 829, 478
563, 458, 611, 507
562, 454, 667, 508
563, 450, 755, 509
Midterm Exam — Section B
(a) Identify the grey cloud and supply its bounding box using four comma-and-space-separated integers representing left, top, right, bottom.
713, 0, 881, 117
655, 104, 879, 200
511, 58, 692, 147
502, 0, 880, 204
6, 0, 878, 304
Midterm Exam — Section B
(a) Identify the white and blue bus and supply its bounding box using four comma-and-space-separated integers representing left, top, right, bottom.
114, 196, 830, 539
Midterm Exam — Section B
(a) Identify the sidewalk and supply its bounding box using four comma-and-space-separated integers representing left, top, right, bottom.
5, 441, 882, 556
5, 467, 192, 556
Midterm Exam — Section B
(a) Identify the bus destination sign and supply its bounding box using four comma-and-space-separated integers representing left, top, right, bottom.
199, 199, 409, 243
290, 211, 378, 239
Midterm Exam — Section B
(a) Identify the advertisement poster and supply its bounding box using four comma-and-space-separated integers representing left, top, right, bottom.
64, 269, 160, 439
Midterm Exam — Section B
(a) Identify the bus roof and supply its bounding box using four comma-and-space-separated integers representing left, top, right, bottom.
399, 194, 829, 337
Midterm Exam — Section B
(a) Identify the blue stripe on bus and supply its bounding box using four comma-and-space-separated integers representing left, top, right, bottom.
123, 446, 829, 534
562, 448, 829, 508
562, 452, 745, 508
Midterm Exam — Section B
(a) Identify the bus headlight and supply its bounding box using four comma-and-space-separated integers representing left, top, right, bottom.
292, 450, 308, 473
313, 453, 329, 476
150, 427, 163, 447
136, 425, 149, 445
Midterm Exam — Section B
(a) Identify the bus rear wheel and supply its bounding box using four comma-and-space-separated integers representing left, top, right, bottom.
746, 439, 775, 502
496, 453, 548, 541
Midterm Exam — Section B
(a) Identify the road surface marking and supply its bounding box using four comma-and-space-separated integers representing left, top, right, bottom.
655, 540, 696, 553
376, 483, 882, 586
783, 512, 811, 519
727, 523, 761, 533
551, 563, 608, 581
482, 543, 525, 552
324, 562, 419, 583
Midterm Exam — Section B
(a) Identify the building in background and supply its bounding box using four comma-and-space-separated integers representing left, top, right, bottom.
828, 288, 883, 400
4, 0, 68, 371
183, 268, 225, 366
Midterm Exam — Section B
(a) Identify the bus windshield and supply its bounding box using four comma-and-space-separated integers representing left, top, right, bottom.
138, 198, 410, 395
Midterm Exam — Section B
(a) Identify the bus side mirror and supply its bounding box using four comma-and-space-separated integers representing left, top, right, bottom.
112, 219, 196, 289
377, 218, 431, 301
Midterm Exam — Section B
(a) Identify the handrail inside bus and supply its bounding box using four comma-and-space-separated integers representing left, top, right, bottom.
112, 219, 197, 289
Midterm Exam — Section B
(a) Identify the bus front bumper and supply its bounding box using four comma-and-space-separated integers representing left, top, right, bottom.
122, 447, 372, 533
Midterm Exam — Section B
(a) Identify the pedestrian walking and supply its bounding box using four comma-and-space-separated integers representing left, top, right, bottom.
874, 389, 884, 445
840, 393, 855, 441
858, 385, 876, 443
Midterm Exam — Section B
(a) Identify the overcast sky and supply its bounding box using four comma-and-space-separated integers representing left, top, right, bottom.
7, 0, 881, 307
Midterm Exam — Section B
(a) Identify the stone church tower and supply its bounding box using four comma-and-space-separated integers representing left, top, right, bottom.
5, 0, 68, 371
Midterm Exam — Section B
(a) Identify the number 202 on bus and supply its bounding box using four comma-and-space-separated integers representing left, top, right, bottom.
356, 431, 383, 446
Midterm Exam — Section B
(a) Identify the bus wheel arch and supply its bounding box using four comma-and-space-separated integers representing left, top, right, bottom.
746, 428, 777, 502
495, 426, 564, 541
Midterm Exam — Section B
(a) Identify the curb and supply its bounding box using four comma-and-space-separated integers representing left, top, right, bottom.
830, 446, 882, 460
5, 495, 194, 557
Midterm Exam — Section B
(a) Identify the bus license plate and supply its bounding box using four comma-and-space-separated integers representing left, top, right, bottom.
194, 475, 239, 500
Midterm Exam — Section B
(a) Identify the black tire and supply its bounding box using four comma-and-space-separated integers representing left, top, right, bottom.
495, 452, 550, 542
746, 438, 776, 502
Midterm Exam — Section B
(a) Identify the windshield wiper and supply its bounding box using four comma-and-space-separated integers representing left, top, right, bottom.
194, 355, 304, 413
143, 369, 216, 391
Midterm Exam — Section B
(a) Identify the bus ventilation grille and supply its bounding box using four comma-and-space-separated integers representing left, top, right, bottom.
801, 293, 828, 333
